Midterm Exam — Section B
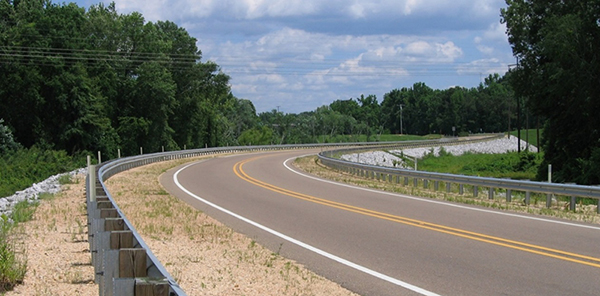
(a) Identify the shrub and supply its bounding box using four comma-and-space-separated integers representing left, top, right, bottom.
0, 147, 85, 197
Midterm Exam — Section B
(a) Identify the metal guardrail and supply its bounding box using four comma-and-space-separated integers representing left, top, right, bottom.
87, 139, 470, 296
318, 138, 600, 214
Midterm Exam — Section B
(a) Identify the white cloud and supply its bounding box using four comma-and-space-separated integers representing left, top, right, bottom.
405, 41, 432, 56
473, 22, 510, 56
484, 22, 508, 42
403, 41, 462, 61
241, 0, 318, 19
477, 45, 494, 55
87, 0, 512, 113
456, 58, 506, 76
108, 0, 506, 25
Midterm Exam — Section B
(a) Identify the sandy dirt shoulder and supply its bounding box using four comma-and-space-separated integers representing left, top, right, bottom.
5, 157, 358, 296
4, 174, 96, 296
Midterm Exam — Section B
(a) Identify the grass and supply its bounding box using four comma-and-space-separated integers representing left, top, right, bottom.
509, 129, 541, 148
0, 199, 42, 292
318, 133, 442, 143
418, 149, 543, 180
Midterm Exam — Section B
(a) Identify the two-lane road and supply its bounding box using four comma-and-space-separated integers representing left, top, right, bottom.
161, 149, 600, 295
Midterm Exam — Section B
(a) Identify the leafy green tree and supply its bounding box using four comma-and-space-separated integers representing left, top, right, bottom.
238, 126, 274, 146
502, 0, 600, 184
0, 119, 20, 154
381, 89, 406, 134
356, 95, 381, 141
330, 99, 361, 120
129, 61, 178, 152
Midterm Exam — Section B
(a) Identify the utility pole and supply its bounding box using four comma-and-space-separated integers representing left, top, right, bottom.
398, 104, 404, 135
508, 58, 521, 153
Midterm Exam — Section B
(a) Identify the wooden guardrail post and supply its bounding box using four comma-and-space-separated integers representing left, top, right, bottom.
119, 248, 147, 278
111, 231, 134, 249
134, 279, 169, 296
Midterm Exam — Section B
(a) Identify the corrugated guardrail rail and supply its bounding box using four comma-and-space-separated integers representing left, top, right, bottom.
318, 136, 600, 214
87, 139, 469, 296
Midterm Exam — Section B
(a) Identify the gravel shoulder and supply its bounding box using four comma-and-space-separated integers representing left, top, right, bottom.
4, 175, 96, 296
341, 136, 536, 168
4, 157, 358, 296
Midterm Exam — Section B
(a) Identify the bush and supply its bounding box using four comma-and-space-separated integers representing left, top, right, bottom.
421, 151, 543, 180
0, 199, 43, 291
0, 147, 85, 197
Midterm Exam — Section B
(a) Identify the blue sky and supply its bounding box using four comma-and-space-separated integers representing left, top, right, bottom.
72, 0, 514, 114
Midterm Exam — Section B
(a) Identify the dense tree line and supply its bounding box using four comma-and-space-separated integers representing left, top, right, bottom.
255, 74, 528, 145
1, 1, 567, 183
0, 1, 255, 158
502, 0, 600, 184
1, 1, 529, 159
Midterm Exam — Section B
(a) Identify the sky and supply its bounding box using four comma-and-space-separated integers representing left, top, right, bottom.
72, 0, 514, 114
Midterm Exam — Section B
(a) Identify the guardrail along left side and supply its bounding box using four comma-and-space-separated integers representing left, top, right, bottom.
87, 163, 183, 296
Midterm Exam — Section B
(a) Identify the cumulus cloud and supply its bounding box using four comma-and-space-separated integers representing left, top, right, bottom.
456, 58, 507, 77
81, 0, 513, 113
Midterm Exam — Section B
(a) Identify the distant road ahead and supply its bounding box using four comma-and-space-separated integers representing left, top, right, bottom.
161, 149, 600, 296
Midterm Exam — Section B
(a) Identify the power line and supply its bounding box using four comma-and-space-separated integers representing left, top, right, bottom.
0, 45, 501, 77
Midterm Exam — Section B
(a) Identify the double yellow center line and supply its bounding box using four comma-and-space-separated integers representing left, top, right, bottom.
233, 156, 600, 269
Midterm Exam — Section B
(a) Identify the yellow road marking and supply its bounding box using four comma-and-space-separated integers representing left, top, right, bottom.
233, 156, 600, 269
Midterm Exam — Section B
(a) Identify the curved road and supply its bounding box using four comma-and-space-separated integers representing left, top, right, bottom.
160, 149, 600, 295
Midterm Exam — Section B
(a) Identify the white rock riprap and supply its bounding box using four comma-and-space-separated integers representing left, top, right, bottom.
341, 136, 536, 169
0, 168, 87, 217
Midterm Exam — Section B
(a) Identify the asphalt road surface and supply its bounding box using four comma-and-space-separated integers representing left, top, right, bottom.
160, 149, 600, 296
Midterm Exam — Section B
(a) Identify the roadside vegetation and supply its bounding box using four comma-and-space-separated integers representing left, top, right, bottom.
0, 199, 42, 292
294, 156, 599, 224
0, 147, 85, 198
419, 148, 543, 180
410, 130, 544, 180
509, 129, 540, 148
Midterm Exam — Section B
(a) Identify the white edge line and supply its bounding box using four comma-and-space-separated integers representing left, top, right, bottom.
173, 161, 441, 296
283, 155, 600, 231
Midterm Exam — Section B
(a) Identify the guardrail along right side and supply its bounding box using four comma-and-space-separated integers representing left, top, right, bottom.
318, 143, 600, 214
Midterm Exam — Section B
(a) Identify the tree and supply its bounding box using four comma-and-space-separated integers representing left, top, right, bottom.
381, 89, 406, 134
129, 61, 178, 152
356, 95, 381, 141
501, 0, 600, 184
0, 119, 20, 154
